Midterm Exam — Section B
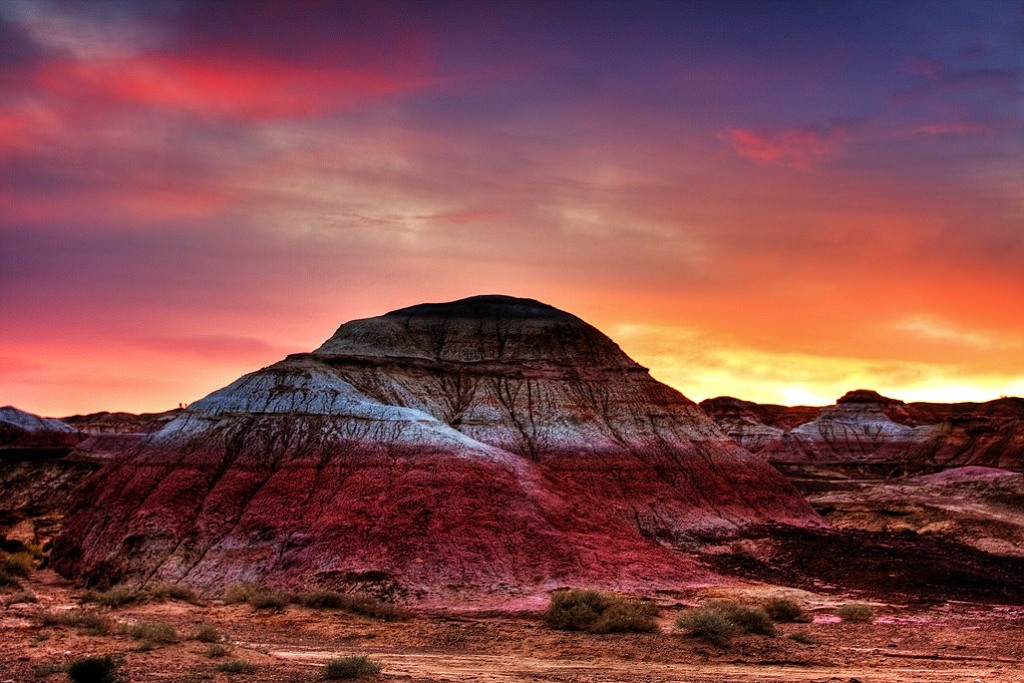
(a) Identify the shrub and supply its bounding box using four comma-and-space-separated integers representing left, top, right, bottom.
1, 551, 34, 576
225, 584, 411, 619
40, 609, 114, 635
148, 581, 198, 603
206, 643, 231, 658
224, 583, 289, 609
80, 586, 141, 608
590, 598, 659, 633
5, 589, 37, 605
676, 600, 776, 644
292, 589, 347, 609
788, 630, 818, 644
125, 620, 179, 644
707, 601, 775, 635
322, 655, 383, 680
293, 590, 411, 621
762, 596, 811, 623
216, 660, 257, 673
544, 589, 607, 630
193, 622, 226, 643
543, 589, 657, 633
836, 603, 875, 623
675, 609, 736, 645
250, 589, 290, 610
224, 583, 259, 604
0, 569, 22, 589
66, 655, 123, 683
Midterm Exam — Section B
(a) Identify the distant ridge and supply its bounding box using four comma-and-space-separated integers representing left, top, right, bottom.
701, 390, 1024, 468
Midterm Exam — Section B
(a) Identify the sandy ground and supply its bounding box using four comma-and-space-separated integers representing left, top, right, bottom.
2, 571, 1023, 683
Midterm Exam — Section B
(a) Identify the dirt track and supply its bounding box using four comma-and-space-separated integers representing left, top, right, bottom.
2, 571, 1023, 682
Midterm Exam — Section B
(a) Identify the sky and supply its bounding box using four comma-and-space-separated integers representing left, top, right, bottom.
1, 0, 1022, 417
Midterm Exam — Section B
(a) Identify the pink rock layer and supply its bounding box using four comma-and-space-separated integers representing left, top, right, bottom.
53, 296, 819, 602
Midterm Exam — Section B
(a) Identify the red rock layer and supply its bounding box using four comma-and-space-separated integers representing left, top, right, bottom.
53, 296, 819, 602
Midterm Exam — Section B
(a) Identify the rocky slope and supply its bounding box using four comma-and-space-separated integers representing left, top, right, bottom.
0, 408, 89, 552
52, 295, 819, 602
701, 390, 1024, 469
62, 409, 183, 461
804, 466, 1024, 558
701, 391, 1024, 556
0, 406, 81, 453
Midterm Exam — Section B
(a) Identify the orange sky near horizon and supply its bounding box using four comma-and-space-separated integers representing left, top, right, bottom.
1, 1, 1022, 417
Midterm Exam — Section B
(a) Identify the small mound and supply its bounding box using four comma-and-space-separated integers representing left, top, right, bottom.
915, 466, 1020, 485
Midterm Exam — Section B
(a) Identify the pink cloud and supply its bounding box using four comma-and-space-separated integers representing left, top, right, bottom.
419, 210, 504, 225
33, 49, 441, 121
722, 125, 849, 171
905, 120, 992, 136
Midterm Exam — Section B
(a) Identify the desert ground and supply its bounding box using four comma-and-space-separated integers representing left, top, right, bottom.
3, 569, 1022, 682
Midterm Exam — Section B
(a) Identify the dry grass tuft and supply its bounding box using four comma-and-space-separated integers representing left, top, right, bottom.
323, 655, 382, 679
837, 603, 875, 623
676, 600, 776, 644
544, 589, 658, 633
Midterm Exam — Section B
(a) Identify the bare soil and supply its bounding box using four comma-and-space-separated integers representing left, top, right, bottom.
3, 570, 1023, 682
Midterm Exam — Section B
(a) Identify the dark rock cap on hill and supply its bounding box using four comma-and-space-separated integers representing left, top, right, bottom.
52, 295, 820, 604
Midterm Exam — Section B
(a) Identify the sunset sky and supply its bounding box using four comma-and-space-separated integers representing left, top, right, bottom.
2, 0, 1022, 417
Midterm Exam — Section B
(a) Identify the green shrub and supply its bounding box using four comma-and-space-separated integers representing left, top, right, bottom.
836, 603, 874, 623
322, 655, 383, 679
148, 581, 198, 603
193, 622, 226, 643
66, 655, 123, 683
543, 589, 658, 633
0, 569, 23, 589
1, 551, 34, 577
40, 609, 114, 635
762, 596, 811, 623
788, 630, 818, 644
125, 620, 179, 644
676, 600, 775, 644
216, 660, 257, 673
5, 589, 37, 605
80, 586, 141, 608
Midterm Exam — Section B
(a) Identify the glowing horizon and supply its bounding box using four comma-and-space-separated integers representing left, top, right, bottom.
1, 1, 1022, 417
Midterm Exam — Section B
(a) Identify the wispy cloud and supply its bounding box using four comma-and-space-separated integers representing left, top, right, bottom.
34, 53, 443, 120
894, 315, 999, 349
903, 120, 993, 136
721, 125, 849, 171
